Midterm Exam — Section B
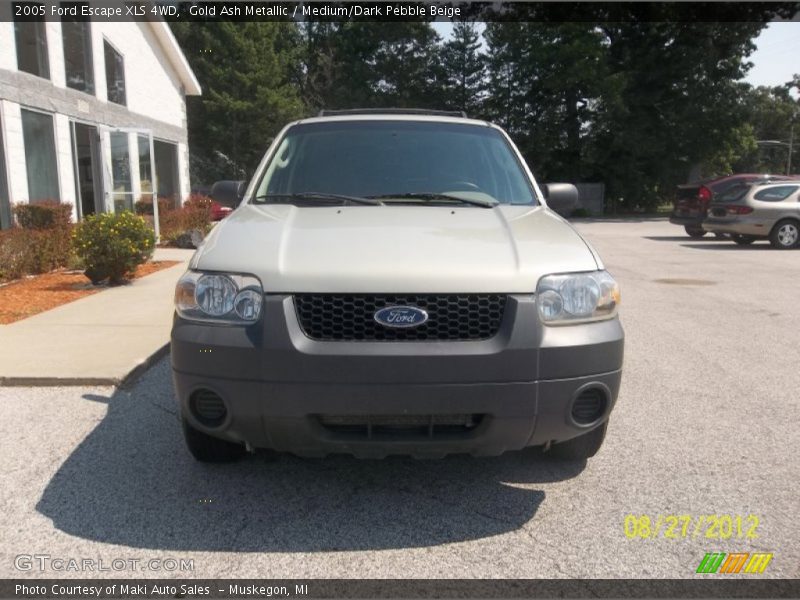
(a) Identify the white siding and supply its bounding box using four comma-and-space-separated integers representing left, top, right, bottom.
1, 100, 28, 205
0, 22, 15, 72
1, 21, 194, 215
53, 113, 77, 217
93, 23, 186, 128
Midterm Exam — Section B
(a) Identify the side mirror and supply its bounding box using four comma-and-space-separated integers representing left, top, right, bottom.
210, 180, 246, 208
543, 183, 579, 215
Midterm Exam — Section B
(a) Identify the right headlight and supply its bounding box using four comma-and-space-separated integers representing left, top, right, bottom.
537, 270, 620, 325
174, 271, 263, 324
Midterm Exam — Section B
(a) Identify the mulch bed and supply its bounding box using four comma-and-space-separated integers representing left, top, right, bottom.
0, 261, 180, 325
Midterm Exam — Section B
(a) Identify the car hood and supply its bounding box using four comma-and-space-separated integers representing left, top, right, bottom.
191, 204, 600, 293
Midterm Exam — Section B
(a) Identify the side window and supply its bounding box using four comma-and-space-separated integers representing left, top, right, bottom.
753, 186, 799, 202
716, 184, 748, 203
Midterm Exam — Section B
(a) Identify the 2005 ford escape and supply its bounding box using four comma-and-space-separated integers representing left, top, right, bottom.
171, 109, 624, 463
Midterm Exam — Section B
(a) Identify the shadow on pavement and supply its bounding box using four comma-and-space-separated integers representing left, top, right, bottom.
643, 236, 728, 242
37, 360, 581, 552
680, 243, 778, 251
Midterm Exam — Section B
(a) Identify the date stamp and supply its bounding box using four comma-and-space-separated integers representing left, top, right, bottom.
623, 514, 760, 540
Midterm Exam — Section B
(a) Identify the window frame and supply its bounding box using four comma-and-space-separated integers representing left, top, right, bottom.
103, 38, 126, 106
61, 18, 95, 95
13, 13, 50, 79
752, 186, 800, 203
20, 106, 62, 204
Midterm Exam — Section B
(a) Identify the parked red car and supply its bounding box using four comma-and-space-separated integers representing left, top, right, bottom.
210, 201, 232, 221
670, 174, 798, 237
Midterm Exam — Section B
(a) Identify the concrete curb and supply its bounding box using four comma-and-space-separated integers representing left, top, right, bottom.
0, 343, 170, 388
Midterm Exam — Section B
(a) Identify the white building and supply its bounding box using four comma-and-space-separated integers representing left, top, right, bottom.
0, 11, 201, 229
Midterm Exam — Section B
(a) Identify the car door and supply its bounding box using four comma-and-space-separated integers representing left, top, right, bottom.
751, 185, 800, 228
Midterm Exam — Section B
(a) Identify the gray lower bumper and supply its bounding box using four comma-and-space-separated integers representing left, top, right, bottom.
171, 295, 624, 457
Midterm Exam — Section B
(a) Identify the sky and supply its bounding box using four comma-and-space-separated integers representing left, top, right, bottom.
745, 22, 799, 92
431, 21, 800, 95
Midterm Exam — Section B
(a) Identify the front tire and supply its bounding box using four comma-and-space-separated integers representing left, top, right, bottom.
732, 234, 756, 246
769, 220, 799, 249
548, 421, 608, 460
684, 225, 706, 238
182, 417, 246, 462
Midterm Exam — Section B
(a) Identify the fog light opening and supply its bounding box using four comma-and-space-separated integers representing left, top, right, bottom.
571, 387, 608, 425
189, 388, 228, 428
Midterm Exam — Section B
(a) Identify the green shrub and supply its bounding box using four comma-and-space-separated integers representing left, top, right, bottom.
14, 201, 73, 229
0, 226, 74, 282
72, 212, 155, 285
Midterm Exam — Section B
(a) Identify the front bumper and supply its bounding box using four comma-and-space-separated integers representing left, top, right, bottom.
171, 295, 624, 458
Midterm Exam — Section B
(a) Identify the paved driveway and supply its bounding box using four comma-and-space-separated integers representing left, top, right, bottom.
1, 219, 798, 579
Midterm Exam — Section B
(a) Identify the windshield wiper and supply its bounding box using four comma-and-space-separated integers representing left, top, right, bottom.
252, 192, 383, 206
372, 192, 497, 208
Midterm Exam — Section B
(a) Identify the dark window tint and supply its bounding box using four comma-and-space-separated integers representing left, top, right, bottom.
21, 109, 60, 202
62, 20, 94, 94
14, 15, 50, 79
716, 184, 749, 203
753, 186, 799, 202
256, 121, 536, 205
104, 40, 126, 105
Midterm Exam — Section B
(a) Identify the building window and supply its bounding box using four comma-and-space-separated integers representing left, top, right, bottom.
137, 135, 153, 195
110, 132, 132, 212
104, 40, 126, 105
14, 11, 50, 79
62, 20, 94, 94
21, 109, 60, 203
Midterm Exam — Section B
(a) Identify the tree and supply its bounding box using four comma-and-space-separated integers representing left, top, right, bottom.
439, 22, 486, 115
170, 22, 305, 185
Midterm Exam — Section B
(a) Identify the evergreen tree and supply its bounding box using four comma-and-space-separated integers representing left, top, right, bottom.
439, 22, 486, 116
170, 22, 305, 184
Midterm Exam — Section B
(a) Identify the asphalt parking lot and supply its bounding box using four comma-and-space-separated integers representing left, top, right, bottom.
1, 219, 798, 579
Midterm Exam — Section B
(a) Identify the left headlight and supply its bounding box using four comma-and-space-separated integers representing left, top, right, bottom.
175, 271, 263, 324
537, 270, 620, 325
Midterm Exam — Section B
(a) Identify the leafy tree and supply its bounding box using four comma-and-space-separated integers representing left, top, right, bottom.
170, 22, 305, 185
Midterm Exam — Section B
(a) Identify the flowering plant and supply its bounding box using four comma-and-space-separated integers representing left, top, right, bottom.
72, 211, 155, 284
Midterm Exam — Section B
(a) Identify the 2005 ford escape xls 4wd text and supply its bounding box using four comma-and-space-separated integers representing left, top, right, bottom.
171, 109, 624, 463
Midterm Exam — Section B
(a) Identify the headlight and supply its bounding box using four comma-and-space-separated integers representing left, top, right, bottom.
175, 271, 263, 324
537, 271, 619, 325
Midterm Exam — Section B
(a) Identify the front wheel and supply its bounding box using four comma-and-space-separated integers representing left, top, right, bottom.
769, 220, 799, 249
732, 234, 756, 246
548, 421, 608, 460
182, 417, 246, 462
684, 225, 706, 238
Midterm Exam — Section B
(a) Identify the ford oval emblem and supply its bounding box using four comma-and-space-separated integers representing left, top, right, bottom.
374, 305, 429, 328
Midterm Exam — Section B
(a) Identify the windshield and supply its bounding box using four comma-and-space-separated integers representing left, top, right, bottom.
252, 120, 537, 205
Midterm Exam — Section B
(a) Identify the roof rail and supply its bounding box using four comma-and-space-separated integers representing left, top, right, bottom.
317, 108, 468, 118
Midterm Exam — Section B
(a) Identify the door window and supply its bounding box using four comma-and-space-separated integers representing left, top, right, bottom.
110, 132, 132, 212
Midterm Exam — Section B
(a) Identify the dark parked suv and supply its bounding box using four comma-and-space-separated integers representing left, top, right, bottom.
670, 174, 797, 237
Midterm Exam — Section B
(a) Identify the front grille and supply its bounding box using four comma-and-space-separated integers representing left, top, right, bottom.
294, 294, 507, 341
317, 414, 485, 439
